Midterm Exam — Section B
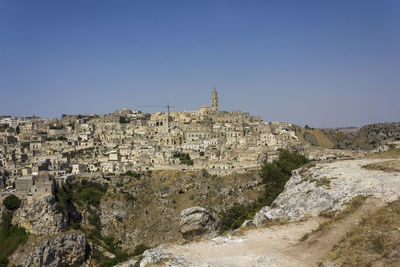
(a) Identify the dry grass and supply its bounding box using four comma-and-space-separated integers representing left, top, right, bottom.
300, 196, 367, 242
362, 159, 400, 173
315, 178, 331, 187
232, 218, 290, 237
329, 199, 400, 266
365, 148, 400, 159
296, 128, 336, 149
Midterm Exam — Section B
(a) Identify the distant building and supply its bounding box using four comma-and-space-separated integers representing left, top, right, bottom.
14, 173, 55, 197
71, 164, 86, 174
211, 88, 219, 111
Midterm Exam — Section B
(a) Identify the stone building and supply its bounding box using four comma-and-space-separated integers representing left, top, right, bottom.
14, 173, 55, 197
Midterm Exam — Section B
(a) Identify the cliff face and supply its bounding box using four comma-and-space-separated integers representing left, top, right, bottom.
295, 122, 400, 150
11, 232, 87, 267
98, 170, 262, 249
12, 196, 68, 236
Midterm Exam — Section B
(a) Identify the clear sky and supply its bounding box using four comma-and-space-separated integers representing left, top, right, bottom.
1, 0, 399, 128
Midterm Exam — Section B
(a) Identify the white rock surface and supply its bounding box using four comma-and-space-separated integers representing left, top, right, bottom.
12, 196, 68, 235
255, 159, 400, 225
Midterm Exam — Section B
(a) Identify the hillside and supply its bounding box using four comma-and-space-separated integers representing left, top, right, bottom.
1, 170, 263, 266
295, 122, 400, 150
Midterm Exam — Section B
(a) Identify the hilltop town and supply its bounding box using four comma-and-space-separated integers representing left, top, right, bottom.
2, 89, 400, 267
0, 89, 309, 197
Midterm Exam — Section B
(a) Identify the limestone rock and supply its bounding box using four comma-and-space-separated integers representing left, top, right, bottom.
179, 207, 218, 240
12, 196, 68, 235
23, 232, 86, 267
254, 159, 400, 225
140, 248, 190, 267
241, 219, 255, 228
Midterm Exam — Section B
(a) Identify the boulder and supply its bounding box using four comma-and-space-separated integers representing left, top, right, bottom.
23, 232, 87, 267
179, 207, 217, 240
140, 248, 190, 267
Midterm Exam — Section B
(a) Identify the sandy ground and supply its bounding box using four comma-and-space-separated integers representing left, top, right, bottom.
163, 198, 384, 267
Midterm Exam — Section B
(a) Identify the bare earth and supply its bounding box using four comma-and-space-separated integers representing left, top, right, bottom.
163, 198, 382, 267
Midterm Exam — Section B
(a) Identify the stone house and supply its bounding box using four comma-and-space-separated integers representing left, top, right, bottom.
14, 173, 55, 197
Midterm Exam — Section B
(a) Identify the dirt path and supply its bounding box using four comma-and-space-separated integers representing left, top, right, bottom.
293, 198, 385, 266
163, 198, 385, 267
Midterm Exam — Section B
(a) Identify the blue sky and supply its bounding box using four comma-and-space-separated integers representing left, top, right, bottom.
0, 0, 399, 128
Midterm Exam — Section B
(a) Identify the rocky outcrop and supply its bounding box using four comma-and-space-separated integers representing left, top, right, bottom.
23, 232, 87, 267
140, 248, 191, 267
179, 207, 218, 240
254, 159, 400, 225
12, 196, 68, 235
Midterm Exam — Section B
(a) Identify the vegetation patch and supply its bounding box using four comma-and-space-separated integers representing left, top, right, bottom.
119, 170, 141, 179
301, 195, 367, 242
0, 195, 28, 266
365, 147, 400, 159
20, 142, 30, 149
315, 178, 331, 187
329, 199, 400, 265
362, 159, 400, 173
73, 179, 108, 207
219, 149, 309, 233
173, 152, 194, 166
62, 147, 95, 160
3, 195, 21, 211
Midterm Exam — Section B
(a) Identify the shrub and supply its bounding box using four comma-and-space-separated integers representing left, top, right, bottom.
120, 170, 140, 179
74, 180, 108, 207
159, 185, 169, 193
3, 195, 21, 211
0, 224, 29, 263
20, 142, 30, 149
88, 213, 101, 230
259, 149, 309, 207
173, 152, 194, 165
219, 204, 256, 233
133, 244, 149, 256
218, 149, 309, 232
124, 193, 136, 202
201, 169, 210, 177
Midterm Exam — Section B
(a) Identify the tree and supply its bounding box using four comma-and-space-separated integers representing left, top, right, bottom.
16, 126, 20, 134
3, 195, 21, 211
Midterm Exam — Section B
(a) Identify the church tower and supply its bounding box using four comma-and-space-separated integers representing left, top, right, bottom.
211, 88, 219, 111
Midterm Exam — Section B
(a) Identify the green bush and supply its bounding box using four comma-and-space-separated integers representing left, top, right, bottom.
133, 244, 149, 256
124, 193, 136, 202
173, 152, 193, 166
0, 225, 28, 260
120, 170, 140, 179
0, 207, 29, 265
218, 149, 309, 232
88, 213, 101, 230
3, 195, 21, 211
20, 142, 30, 149
201, 169, 210, 177
219, 204, 257, 233
74, 180, 108, 207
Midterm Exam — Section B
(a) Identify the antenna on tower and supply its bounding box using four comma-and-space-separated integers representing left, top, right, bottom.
140, 104, 176, 133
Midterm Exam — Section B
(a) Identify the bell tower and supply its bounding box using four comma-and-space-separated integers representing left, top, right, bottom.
211, 88, 219, 111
